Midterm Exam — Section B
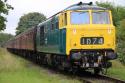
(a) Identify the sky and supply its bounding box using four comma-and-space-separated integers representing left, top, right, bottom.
2, 0, 125, 35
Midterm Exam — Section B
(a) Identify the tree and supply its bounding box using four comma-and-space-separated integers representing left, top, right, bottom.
16, 12, 46, 35
0, 33, 14, 47
96, 1, 125, 26
117, 19, 125, 63
0, 0, 13, 31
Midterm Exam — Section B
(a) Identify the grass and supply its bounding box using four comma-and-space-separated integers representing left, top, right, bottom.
107, 60, 125, 80
0, 48, 125, 82
0, 48, 81, 83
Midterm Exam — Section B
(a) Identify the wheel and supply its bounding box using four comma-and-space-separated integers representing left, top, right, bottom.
101, 68, 107, 75
94, 68, 101, 74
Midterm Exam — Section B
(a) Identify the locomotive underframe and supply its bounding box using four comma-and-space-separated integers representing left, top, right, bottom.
70, 49, 117, 69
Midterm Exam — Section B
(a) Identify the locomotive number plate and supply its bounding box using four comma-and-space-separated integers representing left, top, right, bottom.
81, 37, 104, 45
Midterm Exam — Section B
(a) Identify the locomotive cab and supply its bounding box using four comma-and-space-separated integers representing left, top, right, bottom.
59, 2, 117, 72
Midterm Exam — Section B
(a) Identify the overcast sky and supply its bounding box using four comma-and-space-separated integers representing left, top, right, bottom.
2, 0, 125, 35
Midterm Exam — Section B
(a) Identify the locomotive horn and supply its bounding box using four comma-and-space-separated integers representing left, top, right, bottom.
77, 2, 93, 6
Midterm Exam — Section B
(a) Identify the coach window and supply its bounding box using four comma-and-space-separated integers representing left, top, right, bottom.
40, 25, 44, 45
44, 24, 48, 33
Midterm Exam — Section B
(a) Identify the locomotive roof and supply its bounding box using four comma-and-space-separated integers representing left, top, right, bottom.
64, 5, 107, 11
63, 2, 108, 11
38, 2, 108, 27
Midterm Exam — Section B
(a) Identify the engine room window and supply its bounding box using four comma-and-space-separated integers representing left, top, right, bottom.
71, 11, 90, 24
92, 11, 110, 24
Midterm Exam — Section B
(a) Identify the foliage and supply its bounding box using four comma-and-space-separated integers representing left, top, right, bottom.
108, 60, 125, 80
16, 12, 46, 35
96, 2, 125, 26
0, 0, 13, 31
117, 19, 125, 63
0, 33, 13, 47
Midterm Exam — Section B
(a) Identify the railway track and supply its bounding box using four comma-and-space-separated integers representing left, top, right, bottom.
96, 74, 125, 83
75, 72, 125, 83
43, 67, 125, 83
39, 66, 125, 83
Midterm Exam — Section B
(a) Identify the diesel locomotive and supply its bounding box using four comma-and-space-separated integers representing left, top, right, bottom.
6, 2, 117, 74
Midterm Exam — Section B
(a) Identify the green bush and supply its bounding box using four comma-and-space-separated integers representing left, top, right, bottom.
117, 19, 125, 63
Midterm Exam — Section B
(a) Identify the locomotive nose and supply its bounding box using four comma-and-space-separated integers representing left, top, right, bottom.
67, 27, 115, 52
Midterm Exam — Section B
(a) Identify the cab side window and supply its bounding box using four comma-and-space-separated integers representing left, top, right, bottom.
59, 12, 67, 28
51, 16, 59, 30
